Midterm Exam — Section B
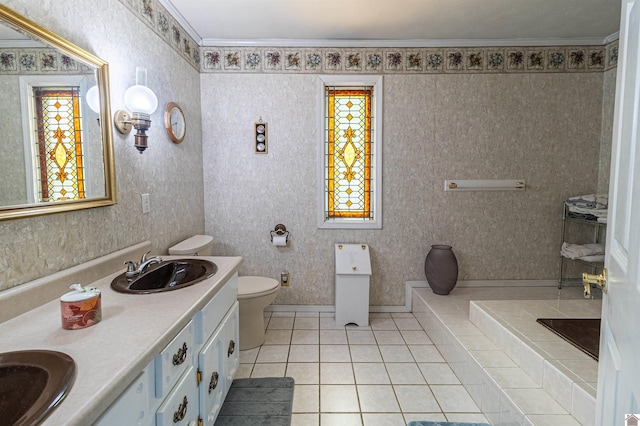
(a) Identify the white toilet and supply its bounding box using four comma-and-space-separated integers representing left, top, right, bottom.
168, 235, 280, 351
236, 276, 279, 350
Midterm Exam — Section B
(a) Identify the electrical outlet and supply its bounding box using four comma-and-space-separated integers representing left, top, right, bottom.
280, 271, 289, 286
141, 193, 150, 214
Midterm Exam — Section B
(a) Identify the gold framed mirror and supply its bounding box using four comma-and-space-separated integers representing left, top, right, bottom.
0, 4, 116, 221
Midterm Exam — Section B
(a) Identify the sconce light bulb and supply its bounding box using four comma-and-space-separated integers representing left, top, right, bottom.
124, 84, 158, 115
86, 85, 100, 113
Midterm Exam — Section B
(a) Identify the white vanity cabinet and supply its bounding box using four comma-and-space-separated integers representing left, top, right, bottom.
196, 273, 239, 424
198, 303, 239, 423
221, 305, 239, 394
94, 272, 239, 426
94, 362, 155, 426
156, 365, 199, 426
155, 320, 196, 398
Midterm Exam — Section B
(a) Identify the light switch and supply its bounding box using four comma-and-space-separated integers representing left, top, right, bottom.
141, 193, 150, 214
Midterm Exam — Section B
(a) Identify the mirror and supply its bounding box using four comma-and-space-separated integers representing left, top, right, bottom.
0, 5, 116, 221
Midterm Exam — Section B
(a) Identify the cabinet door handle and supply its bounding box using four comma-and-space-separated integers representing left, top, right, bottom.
172, 342, 188, 366
227, 340, 235, 357
208, 371, 219, 394
173, 395, 188, 423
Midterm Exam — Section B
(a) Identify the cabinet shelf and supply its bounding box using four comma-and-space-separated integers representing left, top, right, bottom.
559, 203, 606, 288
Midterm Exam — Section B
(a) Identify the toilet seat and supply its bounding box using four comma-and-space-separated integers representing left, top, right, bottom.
237, 276, 279, 299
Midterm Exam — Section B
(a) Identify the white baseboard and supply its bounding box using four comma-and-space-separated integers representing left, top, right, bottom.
265, 280, 559, 314
266, 305, 334, 313
410, 279, 560, 288
401, 280, 561, 313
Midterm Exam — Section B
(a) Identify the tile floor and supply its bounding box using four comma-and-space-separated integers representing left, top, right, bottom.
236, 311, 490, 426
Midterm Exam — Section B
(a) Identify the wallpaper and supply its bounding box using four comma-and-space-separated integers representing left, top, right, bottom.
201, 43, 618, 75
598, 68, 617, 194
0, 0, 617, 310
0, 0, 205, 291
201, 72, 606, 306
0, 75, 27, 206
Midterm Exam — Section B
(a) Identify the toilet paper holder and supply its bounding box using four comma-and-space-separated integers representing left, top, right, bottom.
270, 224, 291, 243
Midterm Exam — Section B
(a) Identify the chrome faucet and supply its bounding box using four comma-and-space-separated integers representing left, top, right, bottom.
124, 251, 162, 278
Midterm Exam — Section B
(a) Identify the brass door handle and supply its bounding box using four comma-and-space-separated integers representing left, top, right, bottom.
173, 395, 188, 423
582, 268, 607, 298
208, 371, 219, 394
172, 342, 188, 366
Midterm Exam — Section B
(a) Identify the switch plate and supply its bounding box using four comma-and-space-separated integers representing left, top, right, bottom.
141, 193, 150, 214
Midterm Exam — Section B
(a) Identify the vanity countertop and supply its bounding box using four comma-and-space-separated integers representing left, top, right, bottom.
0, 255, 242, 426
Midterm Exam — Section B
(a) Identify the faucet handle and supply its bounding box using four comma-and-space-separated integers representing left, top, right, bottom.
124, 260, 138, 277
140, 250, 152, 263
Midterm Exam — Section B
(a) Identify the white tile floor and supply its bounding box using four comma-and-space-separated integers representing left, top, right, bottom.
236, 311, 490, 426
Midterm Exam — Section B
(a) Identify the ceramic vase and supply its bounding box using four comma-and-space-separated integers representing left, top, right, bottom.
424, 244, 458, 295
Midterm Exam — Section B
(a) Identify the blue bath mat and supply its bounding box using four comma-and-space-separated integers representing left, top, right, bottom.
407, 422, 490, 426
215, 377, 294, 425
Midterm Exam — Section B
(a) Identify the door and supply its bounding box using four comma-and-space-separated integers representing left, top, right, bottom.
198, 325, 225, 425
223, 303, 240, 394
596, 0, 640, 424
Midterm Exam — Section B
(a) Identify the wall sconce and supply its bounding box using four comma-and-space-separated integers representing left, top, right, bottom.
86, 85, 100, 114
114, 67, 158, 153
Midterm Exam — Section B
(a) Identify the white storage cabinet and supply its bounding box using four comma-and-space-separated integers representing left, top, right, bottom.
95, 273, 239, 426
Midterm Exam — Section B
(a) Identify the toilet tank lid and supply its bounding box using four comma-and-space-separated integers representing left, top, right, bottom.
168, 235, 214, 255
238, 276, 279, 296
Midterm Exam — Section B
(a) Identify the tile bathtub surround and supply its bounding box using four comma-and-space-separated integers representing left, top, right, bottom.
412, 286, 599, 426
469, 299, 600, 426
237, 311, 489, 426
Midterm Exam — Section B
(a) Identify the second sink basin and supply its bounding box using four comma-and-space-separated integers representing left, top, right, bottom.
111, 259, 217, 294
0, 350, 76, 426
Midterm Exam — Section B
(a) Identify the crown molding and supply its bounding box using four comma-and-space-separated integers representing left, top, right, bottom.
0, 40, 46, 48
200, 36, 616, 48
604, 32, 620, 44
156, 0, 202, 43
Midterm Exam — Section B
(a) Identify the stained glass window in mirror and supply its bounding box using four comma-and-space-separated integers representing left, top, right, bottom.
33, 87, 85, 202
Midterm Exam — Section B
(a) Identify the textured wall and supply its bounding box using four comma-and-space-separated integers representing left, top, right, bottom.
0, 75, 27, 206
201, 72, 606, 306
599, 68, 617, 194
0, 0, 205, 291
0, 0, 616, 306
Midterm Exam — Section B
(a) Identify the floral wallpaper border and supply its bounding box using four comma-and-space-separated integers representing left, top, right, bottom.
0, 47, 93, 74
118, 0, 201, 70
201, 42, 619, 74
118, 0, 619, 76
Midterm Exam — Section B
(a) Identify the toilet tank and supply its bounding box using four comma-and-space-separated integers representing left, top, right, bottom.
168, 235, 214, 256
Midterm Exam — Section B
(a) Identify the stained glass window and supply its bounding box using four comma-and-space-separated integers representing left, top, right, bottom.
324, 86, 373, 220
33, 87, 85, 202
